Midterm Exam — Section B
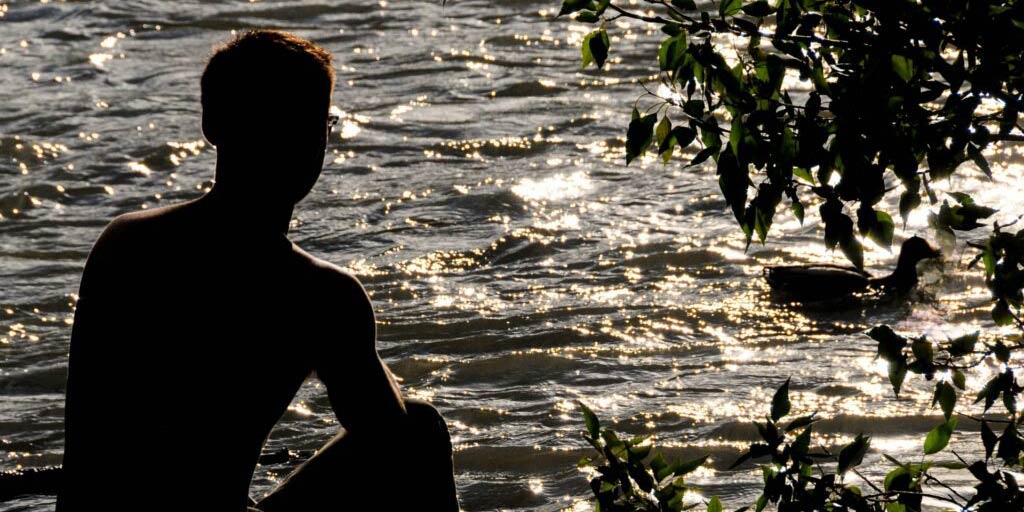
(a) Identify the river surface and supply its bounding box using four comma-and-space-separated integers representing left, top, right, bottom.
2, 1, 1022, 511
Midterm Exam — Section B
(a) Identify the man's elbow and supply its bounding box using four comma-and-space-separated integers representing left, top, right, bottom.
325, 389, 408, 436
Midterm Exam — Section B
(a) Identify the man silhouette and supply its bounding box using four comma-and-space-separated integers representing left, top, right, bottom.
56, 30, 460, 511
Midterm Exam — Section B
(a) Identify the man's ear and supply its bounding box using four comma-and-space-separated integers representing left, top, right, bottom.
201, 109, 221, 147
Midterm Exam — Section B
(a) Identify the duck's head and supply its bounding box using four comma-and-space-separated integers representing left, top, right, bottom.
897, 236, 942, 268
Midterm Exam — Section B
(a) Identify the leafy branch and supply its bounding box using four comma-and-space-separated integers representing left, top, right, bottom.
560, 0, 1024, 266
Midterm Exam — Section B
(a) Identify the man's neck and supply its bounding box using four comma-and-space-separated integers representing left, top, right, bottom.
199, 177, 295, 244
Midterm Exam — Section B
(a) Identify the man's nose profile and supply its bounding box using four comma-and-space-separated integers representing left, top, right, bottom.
56, 30, 461, 512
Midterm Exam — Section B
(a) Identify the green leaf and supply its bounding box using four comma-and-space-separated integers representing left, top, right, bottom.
651, 452, 669, 479
628, 443, 652, 460
601, 427, 622, 450
707, 496, 723, 512
993, 299, 1014, 326
886, 503, 907, 512
840, 234, 864, 270
729, 113, 745, 156
932, 381, 956, 420
580, 401, 600, 439
838, 434, 870, 474
770, 377, 791, 422
581, 29, 610, 69
793, 167, 814, 184
719, 0, 742, 17
625, 111, 657, 165
868, 210, 895, 249
952, 369, 966, 390
558, 0, 592, 17
888, 358, 908, 397
790, 198, 804, 224
891, 55, 916, 82
576, 11, 600, 23
923, 417, 956, 455
948, 192, 975, 205
884, 465, 908, 492
656, 117, 672, 154
674, 454, 709, 476
658, 32, 688, 72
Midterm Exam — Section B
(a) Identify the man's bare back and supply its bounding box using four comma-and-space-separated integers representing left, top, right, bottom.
57, 30, 458, 511
59, 194, 404, 509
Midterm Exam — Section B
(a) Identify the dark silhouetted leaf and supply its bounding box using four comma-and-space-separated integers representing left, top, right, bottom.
982, 421, 997, 460
581, 29, 610, 69
838, 434, 870, 474
947, 332, 978, 357
626, 110, 657, 165
997, 421, 1020, 465
742, 1, 774, 17
558, 0, 592, 17
717, 149, 748, 225
770, 377, 791, 422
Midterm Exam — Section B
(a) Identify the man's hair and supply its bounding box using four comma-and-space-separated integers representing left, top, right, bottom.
201, 30, 335, 141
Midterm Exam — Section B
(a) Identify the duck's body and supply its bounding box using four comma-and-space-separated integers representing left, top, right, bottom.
764, 237, 941, 302
764, 264, 871, 302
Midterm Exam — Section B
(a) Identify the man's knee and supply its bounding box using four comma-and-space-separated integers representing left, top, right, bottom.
404, 399, 452, 452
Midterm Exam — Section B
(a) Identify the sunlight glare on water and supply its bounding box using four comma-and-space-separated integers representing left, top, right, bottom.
0, 1, 1021, 511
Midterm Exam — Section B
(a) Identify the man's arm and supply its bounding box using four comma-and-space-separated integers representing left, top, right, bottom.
314, 270, 408, 435
59, 216, 132, 509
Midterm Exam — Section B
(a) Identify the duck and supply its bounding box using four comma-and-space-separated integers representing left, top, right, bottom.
763, 236, 941, 302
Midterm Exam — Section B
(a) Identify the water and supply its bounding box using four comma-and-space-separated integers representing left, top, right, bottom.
1, 1, 1022, 510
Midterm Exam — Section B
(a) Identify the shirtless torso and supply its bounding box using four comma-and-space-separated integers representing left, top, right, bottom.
57, 30, 458, 512
57, 194, 406, 511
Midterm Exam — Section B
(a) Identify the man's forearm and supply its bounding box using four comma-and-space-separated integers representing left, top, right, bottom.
326, 352, 408, 435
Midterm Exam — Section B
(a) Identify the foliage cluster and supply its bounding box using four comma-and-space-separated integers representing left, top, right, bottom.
556, 1, 1024, 510
579, 376, 1024, 511
562, 0, 1024, 269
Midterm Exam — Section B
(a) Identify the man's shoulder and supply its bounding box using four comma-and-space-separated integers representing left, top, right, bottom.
288, 245, 369, 301
93, 202, 193, 250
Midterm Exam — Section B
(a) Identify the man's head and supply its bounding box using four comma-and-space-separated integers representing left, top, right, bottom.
201, 30, 335, 205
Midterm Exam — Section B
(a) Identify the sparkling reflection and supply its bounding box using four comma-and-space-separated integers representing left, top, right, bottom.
0, 2, 1019, 510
